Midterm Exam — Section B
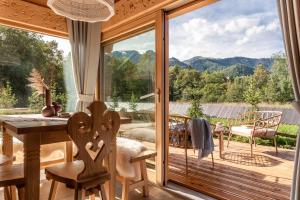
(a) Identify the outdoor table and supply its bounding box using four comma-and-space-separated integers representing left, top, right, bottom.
0, 114, 130, 200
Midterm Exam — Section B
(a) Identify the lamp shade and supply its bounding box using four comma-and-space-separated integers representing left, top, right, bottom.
47, 0, 114, 22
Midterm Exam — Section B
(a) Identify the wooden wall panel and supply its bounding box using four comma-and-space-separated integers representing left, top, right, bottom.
0, 0, 208, 38
102, 0, 177, 32
0, 0, 67, 37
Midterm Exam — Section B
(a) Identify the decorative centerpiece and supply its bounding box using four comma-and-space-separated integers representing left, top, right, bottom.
27, 69, 55, 117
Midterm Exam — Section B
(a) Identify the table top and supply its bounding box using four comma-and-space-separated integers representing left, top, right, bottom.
0, 114, 131, 135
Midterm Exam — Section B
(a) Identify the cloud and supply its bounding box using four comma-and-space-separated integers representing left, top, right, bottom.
169, 0, 284, 60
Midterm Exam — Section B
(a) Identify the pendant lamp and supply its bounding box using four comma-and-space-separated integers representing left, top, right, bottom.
47, 0, 114, 22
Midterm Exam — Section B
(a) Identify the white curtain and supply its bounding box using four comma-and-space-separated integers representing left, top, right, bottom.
67, 19, 101, 112
277, 0, 300, 199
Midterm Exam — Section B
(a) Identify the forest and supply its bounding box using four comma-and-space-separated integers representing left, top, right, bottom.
169, 53, 294, 107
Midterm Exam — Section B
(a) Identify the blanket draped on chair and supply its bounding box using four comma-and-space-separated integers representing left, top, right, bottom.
189, 118, 214, 159
116, 137, 147, 180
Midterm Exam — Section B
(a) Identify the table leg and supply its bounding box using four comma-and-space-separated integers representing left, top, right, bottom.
219, 132, 224, 159
2, 127, 13, 159
23, 133, 40, 200
65, 141, 73, 162
2, 127, 17, 200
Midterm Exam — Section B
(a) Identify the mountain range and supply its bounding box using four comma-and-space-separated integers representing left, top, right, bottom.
109, 50, 274, 77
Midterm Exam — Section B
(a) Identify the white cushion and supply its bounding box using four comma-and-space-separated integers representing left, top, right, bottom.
231, 125, 276, 137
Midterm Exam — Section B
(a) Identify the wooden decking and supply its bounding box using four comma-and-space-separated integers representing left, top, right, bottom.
168, 139, 294, 200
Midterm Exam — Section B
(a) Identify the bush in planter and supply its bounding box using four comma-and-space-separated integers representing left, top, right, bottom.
129, 92, 138, 111
187, 100, 205, 119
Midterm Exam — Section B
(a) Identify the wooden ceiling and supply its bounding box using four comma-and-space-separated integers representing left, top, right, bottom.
23, 0, 120, 8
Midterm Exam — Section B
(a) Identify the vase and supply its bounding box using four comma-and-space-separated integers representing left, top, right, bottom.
41, 89, 55, 117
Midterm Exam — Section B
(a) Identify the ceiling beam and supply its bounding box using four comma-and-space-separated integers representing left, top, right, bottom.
0, 0, 67, 37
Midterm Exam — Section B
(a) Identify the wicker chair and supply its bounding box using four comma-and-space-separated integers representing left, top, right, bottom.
227, 111, 282, 156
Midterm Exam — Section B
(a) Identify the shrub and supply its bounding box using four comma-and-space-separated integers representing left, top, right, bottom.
187, 100, 204, 118
0, 82, 17, 108
129, 93, 138, 111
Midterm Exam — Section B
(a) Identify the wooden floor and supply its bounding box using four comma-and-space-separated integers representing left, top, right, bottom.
168, 139, 294, 200
0, 170, 189, 200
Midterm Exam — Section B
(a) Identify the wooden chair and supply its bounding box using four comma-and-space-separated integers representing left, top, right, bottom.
45, 101, 120, 200
0, 154, 25, 200
117, 150, 157, 200
228, 111, 282, 156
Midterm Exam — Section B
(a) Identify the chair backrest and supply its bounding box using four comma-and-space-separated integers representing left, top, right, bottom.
256, 111, 282, 129
67, 101, 120, 180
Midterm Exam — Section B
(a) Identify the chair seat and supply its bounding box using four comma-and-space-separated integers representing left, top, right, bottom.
0, 155, 13, 166
231, 125, 276, 137
45, 160, 110, 188
0, 164, 24, 187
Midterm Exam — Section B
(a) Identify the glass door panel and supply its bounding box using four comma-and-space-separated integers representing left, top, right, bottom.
102, 30, 156, 165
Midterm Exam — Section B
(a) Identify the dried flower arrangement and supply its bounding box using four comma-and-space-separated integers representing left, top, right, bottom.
27, 68, 55, 117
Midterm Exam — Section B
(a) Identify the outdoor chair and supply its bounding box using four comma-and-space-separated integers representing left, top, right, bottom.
169, 114, 192, 148
45, 101, 120, 200
227, 111, 282, 156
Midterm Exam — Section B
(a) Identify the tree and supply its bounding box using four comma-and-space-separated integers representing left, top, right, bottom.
226, 76, 247, 102
244, 78, 261, 111
0, 82, 17, 108
265, 53, 294, 103
200, 71, 227, 102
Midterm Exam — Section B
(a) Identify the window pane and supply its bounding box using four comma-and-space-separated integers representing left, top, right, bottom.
0, 25, 76, 114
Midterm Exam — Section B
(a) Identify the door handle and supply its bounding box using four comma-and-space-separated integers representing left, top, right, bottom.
155, 88, 160, 103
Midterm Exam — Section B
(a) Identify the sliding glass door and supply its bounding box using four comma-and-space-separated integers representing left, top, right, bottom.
102, 30, 157, 166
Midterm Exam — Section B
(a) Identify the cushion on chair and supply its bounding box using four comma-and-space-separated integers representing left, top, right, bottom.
45, 160, 110, 188
231, 125, 276, 137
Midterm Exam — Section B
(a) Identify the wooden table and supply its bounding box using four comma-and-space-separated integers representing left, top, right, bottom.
0, 114, 129, 200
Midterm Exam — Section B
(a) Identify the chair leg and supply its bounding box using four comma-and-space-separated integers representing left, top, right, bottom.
140, 160, 149, 197
121, 179, 130, 200
17, 186, 25, 200
274, 136, 278, 155
211, 152, 215, 167
4, 187, 11, 200
48, 180, 59, 200
100, 185, 107, 200
74, 187, 85, 200
227, 132, 232, 148
250, 137, 253, 157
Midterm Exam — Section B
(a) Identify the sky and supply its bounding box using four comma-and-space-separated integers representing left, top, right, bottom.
41, 0, 285, 60
42, 35, 71, 56
169, 0, 285, 60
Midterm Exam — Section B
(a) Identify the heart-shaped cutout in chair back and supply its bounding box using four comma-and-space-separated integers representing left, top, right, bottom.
67, 101, 120, 180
